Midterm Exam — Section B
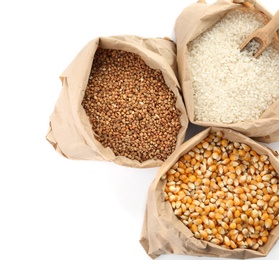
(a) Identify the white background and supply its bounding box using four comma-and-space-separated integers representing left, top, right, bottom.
1, 0, 279, 259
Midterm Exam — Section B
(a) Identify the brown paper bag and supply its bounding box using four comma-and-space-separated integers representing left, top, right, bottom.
46, 35, 188, 168
140, 127, 279, 259
174, 0, 279, 143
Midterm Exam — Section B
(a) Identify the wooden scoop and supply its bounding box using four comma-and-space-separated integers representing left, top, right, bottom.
239, 10, 279, 58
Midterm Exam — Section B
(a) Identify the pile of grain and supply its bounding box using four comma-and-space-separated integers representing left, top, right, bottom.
188, 9, 279, 123
162, 131, 279, 250
82, 48, 181, 162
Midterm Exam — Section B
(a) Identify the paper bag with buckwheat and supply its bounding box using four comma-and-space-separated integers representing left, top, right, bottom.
175, 0, 279, 143
46, 35, 188, 168
140, 127, 279, 258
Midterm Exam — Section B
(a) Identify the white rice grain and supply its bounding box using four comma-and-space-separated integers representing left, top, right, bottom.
188, 9, 279, 124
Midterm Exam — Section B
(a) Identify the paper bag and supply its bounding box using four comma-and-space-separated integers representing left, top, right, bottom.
174, 0, 279, 143
46, 35, 188, 168
140, 127, 279, 258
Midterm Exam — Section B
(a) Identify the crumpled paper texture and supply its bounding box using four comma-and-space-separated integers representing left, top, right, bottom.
46, 35, 188, 168
140, 126, 279, 259
174, 0, 279, 143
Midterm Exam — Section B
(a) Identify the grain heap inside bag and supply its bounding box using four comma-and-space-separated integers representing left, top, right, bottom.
140, 127, 279, 259
164, 131, 279, 250
46, 36, 188, 167
175, 0, 279, 142
82, 48, 181, 162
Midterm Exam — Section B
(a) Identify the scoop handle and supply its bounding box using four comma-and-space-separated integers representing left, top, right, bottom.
265, 10, 279, 36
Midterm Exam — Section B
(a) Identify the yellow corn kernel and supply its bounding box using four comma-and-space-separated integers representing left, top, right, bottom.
215, 212, 223, 220
233, 217, 242, 224
234, 187, 244, 194
242, 144, 251, 152
211, 238, 221, 245
195, 207, 203, 214
193, 219, 203, 226
221, 222, 229, 230
238, 149, 246, 157
178, 161, 186, 169
263, 194, 271, 202
208, 220, 215, 229
230, 222, 237, 229
191, 224, 198, 233
224, 236, 231, 247
217, 227, 225, 235
265, 218, 273, 229
188, 174, 196, 183
200, 230, 208, 240
221, 139, 228, 147
261, 236, 268, 243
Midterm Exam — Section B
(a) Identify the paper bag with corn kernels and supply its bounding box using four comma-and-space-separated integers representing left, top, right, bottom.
46, 35, 188, 168
175, 0, 279, 143
140, 127, 279, 259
